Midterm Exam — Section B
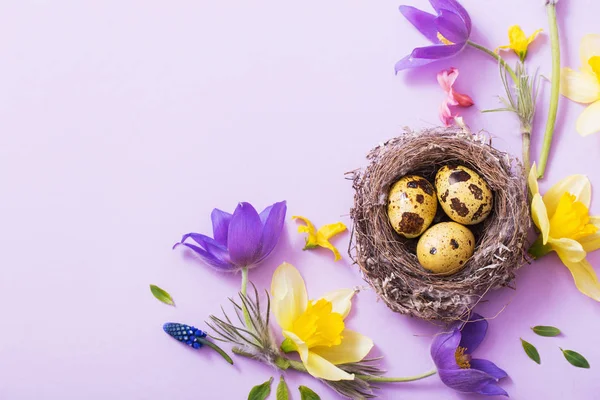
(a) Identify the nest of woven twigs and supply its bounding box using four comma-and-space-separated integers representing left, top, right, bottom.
350, 127, 530, 321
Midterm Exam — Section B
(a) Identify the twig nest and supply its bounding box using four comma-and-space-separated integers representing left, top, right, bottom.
350, 128, 530, 321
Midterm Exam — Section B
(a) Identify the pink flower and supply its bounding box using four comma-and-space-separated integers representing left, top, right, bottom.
437, 68, 474, 126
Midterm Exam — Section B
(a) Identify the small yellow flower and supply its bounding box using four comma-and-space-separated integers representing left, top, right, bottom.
560, 34, 600, 136
271, 262, 373, 381
497, 25, 542, 61
293, 216, 347, 261
528, 164, 600, 301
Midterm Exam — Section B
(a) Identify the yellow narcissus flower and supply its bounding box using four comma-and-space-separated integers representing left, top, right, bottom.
293, 216, 347, 261
528, 164, 600, 301
271, 262, 373, 381
497, 25, 542, 61
560, 34, 600, 136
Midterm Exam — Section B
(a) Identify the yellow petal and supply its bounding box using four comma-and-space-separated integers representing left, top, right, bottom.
531, 193, 550, 244
579, 216, 600, 252
561, 258, 600, 301
551, 237, 587, 263
293, 216, 318, 247
528, 162, 540, 196
311, 330, 374, 365
577, 100, 600, 137
317, 222, 347, 240
304, 351, 355, 381
317, 239, 342, 261
319, 289, 355, 318
526, 29, 543, 45
543, 175, 591, 217
580, 34, 600, 74
560, 67, 600, 104
496, 44, 512, 53
282, 330, 309, 360
271, 263, 308, 331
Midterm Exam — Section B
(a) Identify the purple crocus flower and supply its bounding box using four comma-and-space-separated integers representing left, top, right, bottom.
395, 0, 472, 73
174, 201, 287, 272
431, 313, 509, 396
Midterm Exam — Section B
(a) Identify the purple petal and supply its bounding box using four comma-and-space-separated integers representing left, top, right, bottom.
259, 204, 273, 225
256, 201, 287, 263
395, 53, 438, 72
431, 328, 461, 369
460, 313, 488, 353
395, 42, 464, 72
174, 243, 235, 271
429, 0, 472, 33
438, 367, 498, 394
470, 359, 508, 381
399, 5, 439, 43
227, 202, 263, 267
479, 382, 509, 397
179, 233, 231, 265
435, 10, 469, 43
211, 208, 232, 246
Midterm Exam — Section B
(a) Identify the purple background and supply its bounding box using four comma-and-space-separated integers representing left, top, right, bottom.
2, 0, 600, 399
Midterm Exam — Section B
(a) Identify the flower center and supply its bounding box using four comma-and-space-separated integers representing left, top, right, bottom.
454, 346, 471, 369
437, 32, 455, 46
549, 192, 598, 240
589, 56, 600, 82
291, 299, 344, 348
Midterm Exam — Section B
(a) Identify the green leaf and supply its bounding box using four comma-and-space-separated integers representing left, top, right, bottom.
248, 377, 273, 400
521, 338, 541, 364
532, 325, 561, 337
276, 375, 289, 400
560, 348, 590, 369
299, 385, 321, 400
149, 284, 175, 306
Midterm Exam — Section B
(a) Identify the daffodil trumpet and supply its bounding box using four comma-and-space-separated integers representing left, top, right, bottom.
528, 164, 600, 301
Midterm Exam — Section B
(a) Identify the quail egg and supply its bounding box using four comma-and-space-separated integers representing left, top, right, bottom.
387, 175, 437, 238
416, 222, 475, 275
435, 165, 493, 225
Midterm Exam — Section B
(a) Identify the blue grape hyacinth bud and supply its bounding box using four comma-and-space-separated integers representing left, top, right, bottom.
163, 322, 207, 349
162, 322, 233, 364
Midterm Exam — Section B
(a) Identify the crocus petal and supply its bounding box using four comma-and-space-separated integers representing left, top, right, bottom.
580, 216, 600, 252
436, 9, 468, 44
559, 68, 600, 104
543, 175, 592, 217
256, 201, 287, 262
175, 243, 235, 271
577, 100, 600, 137
319, 288, 355, 318
304, 351, 354, 381
478, 382, 509, 397
431, 328, 461, 370
531, 193, 550, 244
580, 34, 600, 75
271, 263, 308, 331
399, 5, 439, 44
227, 202, 263, 266
395, 43, 465, 72
560, 258, 600, 301
528, 163, 540, 196
437, 368, 499, 394
395, 53, 439, 72
470, 359, 508, 381
459, 313, 487, 354
179, 232, 230, 262
429, 0, 472, 33
311, 330, 374, 365
211, 208, 232, 246
552, 238, 587, 263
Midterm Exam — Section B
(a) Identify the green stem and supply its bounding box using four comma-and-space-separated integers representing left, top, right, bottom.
522, 128, 531, 178
537, 1, 561, 179
240, 267, 253, 331
467, 40, 518, 84
356, 369, 437, 383
528, 235, 553, 259
197, 338, 234, 365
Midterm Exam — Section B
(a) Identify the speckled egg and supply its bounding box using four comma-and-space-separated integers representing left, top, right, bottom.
387, 175, 437, 239
416, 222, 475, 275
435, 165, 493, 225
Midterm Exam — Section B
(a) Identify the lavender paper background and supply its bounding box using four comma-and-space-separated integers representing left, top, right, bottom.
1, 1, 600, 399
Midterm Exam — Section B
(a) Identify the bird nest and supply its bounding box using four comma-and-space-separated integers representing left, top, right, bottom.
350, 127, 530, 321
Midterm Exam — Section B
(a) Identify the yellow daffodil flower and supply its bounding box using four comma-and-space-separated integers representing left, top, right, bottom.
293, 216, 347, 261
271, 262, 373, 381
497, 25, 542, 61
528, 164, 600, 301
560, 34, 600, 136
